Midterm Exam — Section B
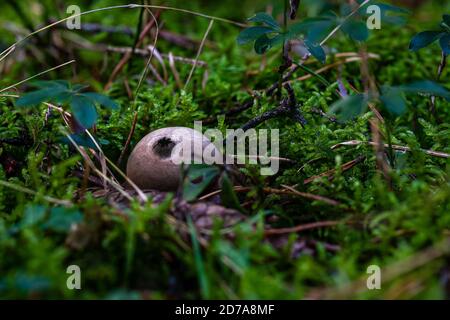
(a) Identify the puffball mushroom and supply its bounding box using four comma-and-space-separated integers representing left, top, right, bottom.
126, 127, 221, 191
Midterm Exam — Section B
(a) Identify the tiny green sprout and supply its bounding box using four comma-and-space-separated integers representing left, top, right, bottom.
409, 14, 450, 55
15, 80, 119, 130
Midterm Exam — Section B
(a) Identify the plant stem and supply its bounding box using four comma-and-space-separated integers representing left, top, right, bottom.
385, 121, 396, 168
430, 51, 447, 123
126, 3, 145, 73
277, 0, 290, 98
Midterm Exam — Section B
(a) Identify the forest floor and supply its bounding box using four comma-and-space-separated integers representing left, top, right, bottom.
0, 0, 449, 299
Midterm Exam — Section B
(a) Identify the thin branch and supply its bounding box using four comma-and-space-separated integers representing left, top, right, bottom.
264, 220, 343, 236
0, 3, 245, 63
184, 19, 214, 89
0, 180, 72, 206
133, 8, 160, 103
331, 140, 450, 159
117, 112, 138, 166
0, 60, 75, 93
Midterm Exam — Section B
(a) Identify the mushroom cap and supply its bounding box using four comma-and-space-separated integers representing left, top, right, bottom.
126, 127, 220, 191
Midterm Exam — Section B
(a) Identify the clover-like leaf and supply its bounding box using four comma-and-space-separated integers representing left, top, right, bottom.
43, 207, 83, 232
409, 31, 444, 51
329, 94, 367, 121
15, 88, 61, 107
71, 94, 98, 129
248, 12, 281, 30
82, 92, 119, 110
439, 33, 450, 55
183, 164, 220, 202
380, 86, 407, 115
288, 17, 335, 43
237, 26, 275, 45
400, 80, 450, 99
253, 33, 284, 55
304, 39, 326, 63
342, 20, 369, 42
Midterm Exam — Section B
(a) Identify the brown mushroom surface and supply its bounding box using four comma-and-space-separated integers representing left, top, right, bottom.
126, 127, 221, 191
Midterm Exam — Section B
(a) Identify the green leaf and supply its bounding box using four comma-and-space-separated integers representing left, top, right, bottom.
71, 95, 98, 129
248, 12, 281, 30
237, 26, 275, 45
374, 3, 410, 14
253, 33, 285, 54
304, 40, 326, 63
329, 94, 367, 121
15, 89, 54, 107
82, 92, 119, 110
409, 31, 444, 51
21, 205, 47, 228
15, 88, 65, 107
342, 20, 369, 42
183, 164, 220, 202
254, 34, 270, 54
288, 18, 335, 43
43, 207, 83, 232
187, 216, 210, 298
400, 80, 450, 98
380, 86, 407, 115
439, 33, 450, 55
220, 173, 244, 212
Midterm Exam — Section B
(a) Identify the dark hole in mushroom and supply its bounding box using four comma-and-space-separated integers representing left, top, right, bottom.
153, 137, 176, 159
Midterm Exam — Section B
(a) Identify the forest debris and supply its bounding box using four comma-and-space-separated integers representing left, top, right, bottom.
91, 188, 245, 233
200, 185, 341, 206
279, 185, 341, 206
184, 19, 214, 89
331, 140, 450, 158
264, 220, 343, 236
285, 54, 380, 85
370, 118, 392, 184
168, 52, 183, 89
156, 29, 217, 50
303, 155, 366, 185
65, 33, 208, 67
237, 83, 306, 132
117, 111, 138, 166
173, 200, 245, 231
105, 11, 161, 90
